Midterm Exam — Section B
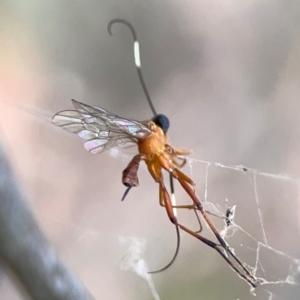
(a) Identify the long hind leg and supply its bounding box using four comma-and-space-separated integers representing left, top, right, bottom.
169, 168, 258, 286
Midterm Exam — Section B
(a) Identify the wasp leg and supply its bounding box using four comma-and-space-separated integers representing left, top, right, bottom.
170, 168, 258, 287
149, 177, 180, 273
171, 156, 187, 168
159, 197, 203, 233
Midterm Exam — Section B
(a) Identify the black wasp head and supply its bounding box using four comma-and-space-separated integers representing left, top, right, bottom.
152, 114, 170, 134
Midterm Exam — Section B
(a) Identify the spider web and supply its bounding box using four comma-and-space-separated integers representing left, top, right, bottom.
119, 154, 300, 300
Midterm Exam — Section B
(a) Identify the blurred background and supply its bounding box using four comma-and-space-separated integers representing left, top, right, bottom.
0, 0, 300, 299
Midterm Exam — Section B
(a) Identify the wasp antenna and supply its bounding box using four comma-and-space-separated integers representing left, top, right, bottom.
108, 19, 137, 40
148, 225, 180, 274
107, 19, 157, 116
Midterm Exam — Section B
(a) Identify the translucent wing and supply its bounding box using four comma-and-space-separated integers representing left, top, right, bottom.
52, 99, 151, 154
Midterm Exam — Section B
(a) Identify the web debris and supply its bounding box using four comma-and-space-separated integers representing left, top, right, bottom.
188, 158, 300, 299
118, 236, 161, 300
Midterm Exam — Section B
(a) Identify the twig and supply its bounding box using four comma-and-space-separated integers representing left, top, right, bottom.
0, 141, 95, 300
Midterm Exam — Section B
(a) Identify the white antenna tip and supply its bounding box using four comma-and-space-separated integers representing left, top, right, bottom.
134, 41, 141, 68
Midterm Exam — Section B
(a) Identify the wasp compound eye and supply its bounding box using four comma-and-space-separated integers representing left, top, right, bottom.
152, 114, 170, 134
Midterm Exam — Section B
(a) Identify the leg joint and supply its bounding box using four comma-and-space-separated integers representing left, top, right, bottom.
169, 216, 178, 225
